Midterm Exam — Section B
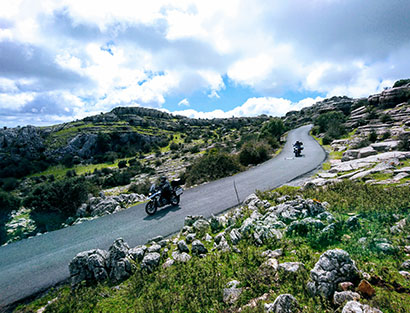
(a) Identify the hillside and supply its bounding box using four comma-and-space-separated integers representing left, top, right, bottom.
1, 108, 284, 245
11, 81, 410, 313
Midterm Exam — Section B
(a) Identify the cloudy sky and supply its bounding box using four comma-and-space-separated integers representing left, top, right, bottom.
0, 0, 409, 127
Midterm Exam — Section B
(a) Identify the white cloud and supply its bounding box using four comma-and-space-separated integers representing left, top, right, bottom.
0, 0, 409, 126
172, 96, 323, 119
178, 98, 189, 106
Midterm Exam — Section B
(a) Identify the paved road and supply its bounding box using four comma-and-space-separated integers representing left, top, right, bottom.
0, 124, 325, 309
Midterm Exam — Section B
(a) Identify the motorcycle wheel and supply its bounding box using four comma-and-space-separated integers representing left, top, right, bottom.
145, 201, 157, 215
170, 195, 180, 206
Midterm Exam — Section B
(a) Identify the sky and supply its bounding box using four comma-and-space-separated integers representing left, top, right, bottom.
0, 0, 409, 127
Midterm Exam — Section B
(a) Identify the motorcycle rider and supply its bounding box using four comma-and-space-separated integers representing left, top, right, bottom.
159, 175, 171, 202
293, 140, 304, 156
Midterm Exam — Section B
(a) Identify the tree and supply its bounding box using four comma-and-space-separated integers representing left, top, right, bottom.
24, 177, 92, 217
259, 118, 286, 144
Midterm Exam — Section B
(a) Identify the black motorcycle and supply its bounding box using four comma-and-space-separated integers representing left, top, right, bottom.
293, 145, 303, 157
145, 179, 183, 215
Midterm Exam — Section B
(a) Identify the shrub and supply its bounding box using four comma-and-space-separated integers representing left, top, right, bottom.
24, 177, 91, 216
103, 171, 132, 188
118, 160, 127, 169
1, 177, 19, 192
65, 169, 77, 178
393, 78, 410, 88
189, 145, 200, 154
259, 118, 285, 146
380, 113, 393, 123
322, 134, 333, 145
368, 131, 378, 143
315, 111, 346, 134
398, 133, 410, 151
381, 131, 391, 140
128, 179, 151, 196
184, 150, 242, 186
170, 142, 179, 151
239, 141, 271, 166
0, 190, 21, 244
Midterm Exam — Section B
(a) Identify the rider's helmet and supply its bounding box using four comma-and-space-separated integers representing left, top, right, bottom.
160, 176, 167, 183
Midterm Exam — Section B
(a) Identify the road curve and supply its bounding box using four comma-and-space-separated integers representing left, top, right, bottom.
0, 124, 326, 309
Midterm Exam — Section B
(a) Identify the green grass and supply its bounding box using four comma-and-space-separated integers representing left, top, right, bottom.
15, 182, 410, 313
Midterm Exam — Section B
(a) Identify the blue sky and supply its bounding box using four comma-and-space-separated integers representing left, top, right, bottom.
0, 0, 409, 126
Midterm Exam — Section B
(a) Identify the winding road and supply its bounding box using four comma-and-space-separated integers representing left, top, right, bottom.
0, 124, 326, 310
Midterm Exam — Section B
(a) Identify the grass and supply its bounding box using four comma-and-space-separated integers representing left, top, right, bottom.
16, 181, 410, 313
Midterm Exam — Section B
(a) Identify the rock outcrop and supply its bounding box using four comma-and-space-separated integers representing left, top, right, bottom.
307, 249, 359, 299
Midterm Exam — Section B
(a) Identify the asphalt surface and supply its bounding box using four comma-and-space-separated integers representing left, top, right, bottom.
0, 124, 326, 309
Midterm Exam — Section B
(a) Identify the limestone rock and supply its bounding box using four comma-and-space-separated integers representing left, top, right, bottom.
223, 280, 242, 304
339, 282, 355, 291
341, 300, 383, 313
230, 228, 242, 245
399, 271, 410, 279
147, 244, 162, 253
184, 215, 204, 226
260, 258, 279, 274
333, 291, 360, 306
286, 218, 325, 235
307, 249, 359, 299
401, 260, 410, 270
177, 240, 190, 253
162, 258, 174, 269
172, 251, 191, 263
358, 147, 377, 159
191, 239, 208, 255
129, 246, 146, 262
216, 236, 231, 252
278, 262, 305, 275
141, 252, 161, 272
193, 219, 210, 233
186, 233, 196, 243
107, 238, 132, 282
390, 219, 407, 234
265, 294, 300, 313
69, 249, 109, 287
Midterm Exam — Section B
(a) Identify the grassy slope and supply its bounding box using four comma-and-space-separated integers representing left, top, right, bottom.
15, 182, 410, 313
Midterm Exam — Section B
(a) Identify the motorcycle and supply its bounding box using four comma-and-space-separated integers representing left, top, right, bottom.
145, 179, 184, 215
293, 145, 303, 157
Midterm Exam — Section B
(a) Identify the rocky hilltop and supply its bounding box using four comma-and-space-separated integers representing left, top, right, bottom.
0, 107, 269, 178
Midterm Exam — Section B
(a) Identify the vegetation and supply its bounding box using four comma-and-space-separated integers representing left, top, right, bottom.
17, 181, 410, 313
393, 78, 410, 88
239, 141, 271, 166
182, 150, 242, 186
23, 177, 95, 232
313, 111, 347, 143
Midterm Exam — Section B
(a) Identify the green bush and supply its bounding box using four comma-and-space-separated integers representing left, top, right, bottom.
380, 113, 393, 123
398, 133, 410, 151
368, 131, 378, 143
393, 78, 410, 88
103, 171, 132, 188
24, 177, 92, 216
184, 150, 242, 186
0, 190, 21, 244
239, 141, 271, 166
128, 180, 151, 196
322, 134, 333, 145
259, 118, 285, 147
0, 177, 19, 191
315, 111, 346, 134
170, 142, 179, 151
118, 160, 127, 169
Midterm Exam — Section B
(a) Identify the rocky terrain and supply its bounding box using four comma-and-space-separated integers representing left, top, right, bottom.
8, 79, 410, 312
